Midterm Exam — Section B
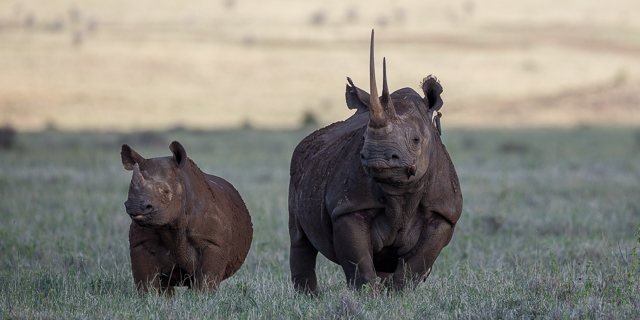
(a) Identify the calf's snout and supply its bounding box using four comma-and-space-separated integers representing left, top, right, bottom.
124, 198, 154, 215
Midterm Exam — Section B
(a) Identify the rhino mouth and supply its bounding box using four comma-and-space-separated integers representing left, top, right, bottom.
363, 159, 393, 170
129, 212, 153, 221
126, 206, 156, 223
129, 211, 156, 225
363, 160, 411, 183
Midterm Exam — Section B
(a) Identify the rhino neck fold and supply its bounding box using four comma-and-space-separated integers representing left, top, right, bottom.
374, 132, 438, 224
155, 160, 209, 272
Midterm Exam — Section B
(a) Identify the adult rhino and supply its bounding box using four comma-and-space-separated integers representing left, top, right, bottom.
288, 31, 462, 294
121, 141, 253, 293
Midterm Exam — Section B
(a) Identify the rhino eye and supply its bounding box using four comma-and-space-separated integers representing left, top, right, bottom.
413, 137, 420, 144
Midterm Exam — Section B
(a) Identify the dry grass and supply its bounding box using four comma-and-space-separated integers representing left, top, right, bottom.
1, 0, 640, 130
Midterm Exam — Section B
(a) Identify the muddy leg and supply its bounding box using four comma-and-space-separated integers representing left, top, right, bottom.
130, 245, 164, 292
289, 222, 319, 295
196, 248, 227, 292
391, 216, 453, 290
333, 213, 377, 291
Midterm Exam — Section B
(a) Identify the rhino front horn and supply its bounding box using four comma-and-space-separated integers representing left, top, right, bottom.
132, 163, 145, 186
368, 30, 388, 130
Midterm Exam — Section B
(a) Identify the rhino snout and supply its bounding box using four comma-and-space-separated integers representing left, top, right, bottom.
360, 148, 402, 168
124, 198, 154, 216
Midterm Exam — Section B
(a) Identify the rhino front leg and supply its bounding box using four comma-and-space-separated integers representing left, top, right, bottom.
391, 214, 453, 289
333, 212, 378, 290
130, 245, 169, 293
195, 247, 227, 292
289, 222, 319, 295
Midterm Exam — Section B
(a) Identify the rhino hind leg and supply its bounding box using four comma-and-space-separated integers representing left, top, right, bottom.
289, 223, 319, 295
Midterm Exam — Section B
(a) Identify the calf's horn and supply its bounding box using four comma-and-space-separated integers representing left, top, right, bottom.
368, 30, 388, 129
132, 163, 145, 186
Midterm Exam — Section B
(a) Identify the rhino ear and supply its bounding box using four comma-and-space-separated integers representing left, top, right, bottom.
169, 141, 187, 168
421, 75, 444, 112
121, 144, 145, 171
345, 77, 370, 113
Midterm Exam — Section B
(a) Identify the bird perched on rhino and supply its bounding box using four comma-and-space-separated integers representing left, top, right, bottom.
288, 30, 463, 294
121, 141, 253, 293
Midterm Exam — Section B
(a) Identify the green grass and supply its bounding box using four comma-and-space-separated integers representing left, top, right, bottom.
1, 127, 639, 319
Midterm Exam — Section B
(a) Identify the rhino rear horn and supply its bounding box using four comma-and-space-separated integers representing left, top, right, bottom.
381, 57, 398, 121
368, 30, 388, 129
169, 141, 187, 168
121, 144, 145, 171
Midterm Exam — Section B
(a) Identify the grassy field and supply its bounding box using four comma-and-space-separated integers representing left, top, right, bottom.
1, 127, 639, 318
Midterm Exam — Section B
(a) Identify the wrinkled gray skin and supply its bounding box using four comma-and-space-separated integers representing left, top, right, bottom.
288, 31, 463, 294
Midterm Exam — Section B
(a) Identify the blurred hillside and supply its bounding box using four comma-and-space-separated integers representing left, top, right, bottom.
1, 0, 640, 131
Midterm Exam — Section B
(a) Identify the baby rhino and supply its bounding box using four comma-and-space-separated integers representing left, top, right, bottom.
121, 141, 252, 293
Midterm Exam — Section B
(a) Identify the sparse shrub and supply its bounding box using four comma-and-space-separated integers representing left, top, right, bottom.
68, 5, 80, 23
72, 30, 83, 46
376, 15, 389, 27
345, 6, 358, 22
522, 59, 538, 72
46, 18, 64, 32
0, 126, 16, 149
119, 131, 167, 148
462, 134, 477, 149
479, 215, 505, 234
242, 34, 257, 45
223, 0, 236, 9
394, 7, 407, 23
24, 12, 35, 28
309, 10, 326, 25
86, 16, 98, 32
44, 118, 58, 131
301, 110, 319, 128
463, 0, 476, 16
498, 140, 530, 154
240, 118, 253, 130
613, 68, 629, 86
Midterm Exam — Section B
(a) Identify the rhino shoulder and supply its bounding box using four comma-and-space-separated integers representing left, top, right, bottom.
290, 112, 368, 177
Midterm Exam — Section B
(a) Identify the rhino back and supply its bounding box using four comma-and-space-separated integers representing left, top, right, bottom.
200, 173, 253, 279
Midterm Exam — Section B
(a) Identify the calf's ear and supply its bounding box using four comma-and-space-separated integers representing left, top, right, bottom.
169, 141, 187, 168
121, 144, 145, 171
421, 75, 443, 112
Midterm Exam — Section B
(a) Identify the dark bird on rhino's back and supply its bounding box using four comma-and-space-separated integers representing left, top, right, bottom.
288, 30, 463, 294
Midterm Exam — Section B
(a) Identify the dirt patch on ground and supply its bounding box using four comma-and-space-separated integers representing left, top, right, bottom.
447, 81, 640, 128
